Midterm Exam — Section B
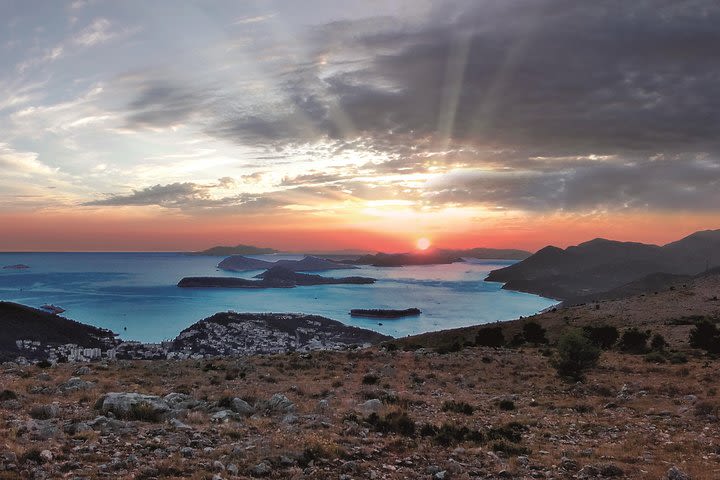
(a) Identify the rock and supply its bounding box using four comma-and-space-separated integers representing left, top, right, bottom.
74, 366, 92, 376
39, 450, 53, 462
560, 457, 579, 471
180, 447, 194, 458
27, 420, 61, 440
59, 377, 95, 393
169, 418, 192, 430
64, 421, 92, 435
227, 464, 239, 475
211, 410, 240, 423
250, 462, 272, 477
434, 471, 448, 480
318, 399, 330, 411
30, 403, 60, 420
164, 392, 199, 410
99, 392, 171, 420
358, 399, 383, 413
266, 393, 295, 413
599, 463, 624, 477
667, 466, 691, 480
213, 460, 225, 471
86, 415, 136, 435
230, 398, 255, 416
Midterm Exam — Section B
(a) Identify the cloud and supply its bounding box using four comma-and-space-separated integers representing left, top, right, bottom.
0, 143, 56, 176
73, 18, 116, 47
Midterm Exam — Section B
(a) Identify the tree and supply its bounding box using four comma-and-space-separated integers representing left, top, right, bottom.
689, 320, 720, 353
582, 325, 619, 349
522, 321, 548, 344
618, 328, 650, 354
553, 329, 601, 381
475, 326, 505, 347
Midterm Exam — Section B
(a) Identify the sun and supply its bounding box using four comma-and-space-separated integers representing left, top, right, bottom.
416, 237, 432, 251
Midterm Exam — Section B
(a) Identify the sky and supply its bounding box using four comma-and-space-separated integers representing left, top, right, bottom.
0, 0, 719, 252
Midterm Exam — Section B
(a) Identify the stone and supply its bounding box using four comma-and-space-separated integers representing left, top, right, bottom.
231, 398, 255, 415
358, 399, 383, 413
667, 466, 691, 480
266, 393, 295, 412
211, 410, 240, 423
39, 450, 53, 462
250, 462, 272, 477
59, 377, 95, 393
99, 392, 171, 420
74, 366, 92, 376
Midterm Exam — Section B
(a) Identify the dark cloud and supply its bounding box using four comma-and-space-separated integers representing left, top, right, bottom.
112, 0, 720, 214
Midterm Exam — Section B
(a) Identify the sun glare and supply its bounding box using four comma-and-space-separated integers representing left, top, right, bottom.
416, 237, 431, 250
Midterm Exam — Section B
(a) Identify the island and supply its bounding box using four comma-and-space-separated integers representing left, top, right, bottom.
171, 312, 391, 356
218, 255, 356, 272
2, 264, 30, 270
178, 266, 375, 289
192, 244, 279, 256
342, 251, 463, 267
350, 308, 422, 318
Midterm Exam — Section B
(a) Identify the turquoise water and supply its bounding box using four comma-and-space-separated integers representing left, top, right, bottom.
0, 253, 556, 343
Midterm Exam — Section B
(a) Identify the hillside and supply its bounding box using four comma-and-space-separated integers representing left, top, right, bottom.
192, 244, 279, 256
486, 229, 720, 299
0, 302, 117, 361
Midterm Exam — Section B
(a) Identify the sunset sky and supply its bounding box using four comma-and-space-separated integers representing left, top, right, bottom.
1, 0, 719, 252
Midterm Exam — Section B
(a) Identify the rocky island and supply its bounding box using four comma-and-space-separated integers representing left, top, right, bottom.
218, 255, 355, 272
350, 308, 422, 318
171, 312, 391, 357
178, 266, 375, 289
2, 264, 30, 270
192, 244, 279, 256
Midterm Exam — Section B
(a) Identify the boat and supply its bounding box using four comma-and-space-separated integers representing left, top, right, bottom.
2, 264, 30, 269
41, 304, 65, 314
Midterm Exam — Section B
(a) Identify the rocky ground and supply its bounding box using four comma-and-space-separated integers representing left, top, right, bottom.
0, 343, 714, 479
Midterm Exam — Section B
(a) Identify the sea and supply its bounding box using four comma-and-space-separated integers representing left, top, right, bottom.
0, 253, 557, 343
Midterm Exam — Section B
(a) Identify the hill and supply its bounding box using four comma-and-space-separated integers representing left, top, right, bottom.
192, 244, 279, 256
0, 302, 117, 361
486, 229, 720, 299
218, 255, 355, 272
172, 312, 391, 356
178, 266, 375, 288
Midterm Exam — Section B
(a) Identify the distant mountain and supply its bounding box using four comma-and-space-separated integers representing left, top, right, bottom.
342, 250, 463, 267
445, 248, 532, 260
218, 255, 355, 272
0, 302, 117, 361
178, 266, 375, 288
193, 244, 279, 256
486, 229, 720, 300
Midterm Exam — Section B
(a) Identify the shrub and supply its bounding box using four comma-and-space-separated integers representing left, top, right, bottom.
442, 400, 474, 415
475, 326, 505, 347
522, 321, 548, 344
650, 333, 668, 352
124, 402, 164, 422
689, 320, 720, 353
553, 329, 601, 381
366, 411, 416, 436
36, 360, 52, 369
362, 374, 379, 385
0, 390, 17, 401
421, 423, 484, 446
435, 341, 462, 354
582, 325, 619, 349
618, 328, 650, 354
498, 399, 516, 411
644, 351, 667, 364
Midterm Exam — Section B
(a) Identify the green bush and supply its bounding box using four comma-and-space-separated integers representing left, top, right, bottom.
553, 329, 601, 381
366, 411, 416, 436
650, 333, 668, 351
582, 325, 619, 349
475, 326, 505, 347
689, 320, 720, 354
644, 351, 666, 363
498, 399, 515, 411
618, 328, 650, 354
442, 400, 474, 415
522, 321, 548, 344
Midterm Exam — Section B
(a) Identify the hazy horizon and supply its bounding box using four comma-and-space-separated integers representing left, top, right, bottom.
2, 1, 719, 251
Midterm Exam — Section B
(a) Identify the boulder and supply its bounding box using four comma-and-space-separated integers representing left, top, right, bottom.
98, 393, 171, 421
